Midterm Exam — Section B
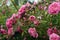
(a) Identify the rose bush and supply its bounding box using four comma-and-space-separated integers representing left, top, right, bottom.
0, 0, 60, 40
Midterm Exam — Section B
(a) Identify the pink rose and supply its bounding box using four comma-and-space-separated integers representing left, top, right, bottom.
48, 2, 60, 15
47, 28, 53, 36
6, 18, 13, 29
0, 29, 7, 34
29, 15, 36, 21
8, 28, 13, 35
28, 28, 38, 38
6, 14, 17, 29
47, 27, 58, 36
49, 33, 59, 40
18, 5, 26, 15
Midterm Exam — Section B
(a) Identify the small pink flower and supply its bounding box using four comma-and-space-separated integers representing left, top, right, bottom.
47, 28, 53, 36
26, 2, 31, 7
48, 2, 60, 15
18, 10, 25, 15
0, 29, 7, 34
18, 5, 26, 15
8, 28, 13, 35
19, 5, 26, 12
6, 14, 17, 29
33, 20, 39, 25
29, 15, 36, 21
28, 28, 38, 38
49, 33, 59, 40
6, 18, 13, 29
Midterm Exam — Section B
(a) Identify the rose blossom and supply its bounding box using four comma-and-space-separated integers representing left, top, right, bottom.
8, 28, 13, 35
47, 27, 58, 36
0, 29, 7, 34
6, 18, 13, 29
28, 28, 38, 38
49, 33, 59, 40
47, 28, 53, 36
48, 2, 60, 15
6, 13, 17, 29
29, 15, 36, 21
18, 5, 26, 15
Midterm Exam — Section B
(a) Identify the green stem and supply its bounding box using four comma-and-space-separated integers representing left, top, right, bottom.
11, 0, 18, 11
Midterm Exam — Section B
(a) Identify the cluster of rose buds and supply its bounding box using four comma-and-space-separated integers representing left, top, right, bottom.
0, 25, 7, 34
48, 2, 60, 15
28, 28, 38, 38
47, 27, 58, 36
5, 3, 29, 35
6, 14, 17, 35
29, 15, 40, 25
29, 15, 36, 21
47, 27, 60, 40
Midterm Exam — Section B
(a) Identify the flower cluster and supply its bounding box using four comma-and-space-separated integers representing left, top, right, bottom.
1, 1, 60, 40
47, 27, 58, 36
47, 27, 60, 40
5, 3, 28, 35
6, 14, 17, 35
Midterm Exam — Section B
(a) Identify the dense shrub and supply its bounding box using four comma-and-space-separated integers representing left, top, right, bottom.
0, 0, 60, 40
